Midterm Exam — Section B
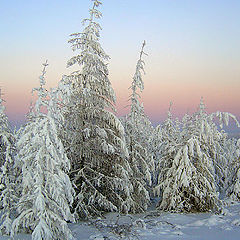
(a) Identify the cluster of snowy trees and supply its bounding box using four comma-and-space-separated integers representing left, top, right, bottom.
0, 0, 239, 239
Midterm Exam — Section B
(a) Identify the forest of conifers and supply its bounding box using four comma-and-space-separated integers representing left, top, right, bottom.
0, 1, 239, 239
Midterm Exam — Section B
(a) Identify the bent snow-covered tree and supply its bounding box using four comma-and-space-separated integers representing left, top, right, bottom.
187, 98, 240, 194
11, 62, 75, 240
62, 0, 138, 218
155, 137, 220, 212
156, 98, 240, 212
121, 41, 154, 211
0, 90, 16, 235
155, 99, 225, 212
209, 110, 240, 193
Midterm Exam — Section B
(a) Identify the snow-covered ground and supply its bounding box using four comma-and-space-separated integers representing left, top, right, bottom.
3, 202, 240, 240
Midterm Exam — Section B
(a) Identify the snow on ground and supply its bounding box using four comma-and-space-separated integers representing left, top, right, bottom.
3, 202, 240, 240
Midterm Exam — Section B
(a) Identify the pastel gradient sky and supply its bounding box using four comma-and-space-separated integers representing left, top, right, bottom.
1, 0, 240, 128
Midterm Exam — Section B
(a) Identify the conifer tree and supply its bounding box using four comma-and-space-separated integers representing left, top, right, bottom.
122, 41, 154, 210
154, 103, 180, 192
155, 137, 220, 212
155, 99, 222, 212
155, 98, 240, 211
189, 98, 240, 194
11, 62, 75, 240
149, 124, 162, 167
209, 110, 240, 193
226, 139, 240, 200
0, 90, 16, 235
61, 0, 138, 218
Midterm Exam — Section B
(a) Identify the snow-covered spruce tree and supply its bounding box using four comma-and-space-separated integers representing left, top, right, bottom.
226, 139, 240, 200
154, 103, 180, 190
0, 90, 17, 235
61, 0, 139, 218
149, 124, 161, 161
155, 98, 240, 212
209, 110, 240, 193
155, 99, 224, 212
148, 103, 180, 187
155, 136, 220, 212
11, 62, 75, 240
188, 98, 240, 194
121, 41, 154, 210
148, 124, 162, 187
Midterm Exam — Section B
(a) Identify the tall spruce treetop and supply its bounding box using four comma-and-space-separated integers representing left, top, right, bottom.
130, 41, 146, 121
128, 41, 153, 144
67, 0, 115, 109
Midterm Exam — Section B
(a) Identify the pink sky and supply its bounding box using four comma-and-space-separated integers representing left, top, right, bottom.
1, 0, 240, 129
